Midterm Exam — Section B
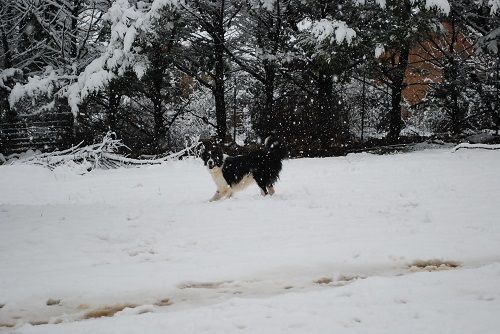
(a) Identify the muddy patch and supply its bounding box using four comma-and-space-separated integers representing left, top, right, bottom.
336, 274, 366, 283
315, 274, 365, 286
314, 277, 334, 285
46, 298, 61, 306
178, 281, 231, 289
408, 259, 461, 272
0, 322, 15, 329
154, 298, 173, 307
83, 303, 138, 319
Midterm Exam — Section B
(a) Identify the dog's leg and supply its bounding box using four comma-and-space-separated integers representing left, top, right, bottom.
209, 187, 232, 202
256, 180, 268, 196
267, 186, 275, 196
209, 190, 224, 202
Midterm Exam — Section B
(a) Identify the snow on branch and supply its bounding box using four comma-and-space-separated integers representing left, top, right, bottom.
423, 0, 450, 14
355, 0, 450, 14
9, 68, 77, 111
353, 0, 386, 8
489, 0, 500, 13
248, 0, 276, 11
299, 19, 356, 46
7, 132, 201, 172
0, 68, 22, 92
451, 143, 500, 153
65, 0, 181, 115
9, 0, 181, 117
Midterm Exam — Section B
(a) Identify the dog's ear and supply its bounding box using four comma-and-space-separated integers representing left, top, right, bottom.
215, 144, 223, 154
198, 140, 206, 150
199, 139, 214, 150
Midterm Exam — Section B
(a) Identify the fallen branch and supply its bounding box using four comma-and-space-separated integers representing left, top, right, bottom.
7, 132, 201, 171
451, 143, 500, 153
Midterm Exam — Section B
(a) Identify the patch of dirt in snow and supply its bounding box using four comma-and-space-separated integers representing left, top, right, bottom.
28, 320, 49, 326
46, 298, 61, 306
314, 277, 334, 285
314, 274, 366, 286
0, 322, 15, 329
178, 280, 232, 289
408, 259, 461, 272
0, 262, 469, 329
83, 303, 138, 319
154, 298, 173, 306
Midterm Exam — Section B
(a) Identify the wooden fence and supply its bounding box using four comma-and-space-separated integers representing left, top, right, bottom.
0, 113, 74, 155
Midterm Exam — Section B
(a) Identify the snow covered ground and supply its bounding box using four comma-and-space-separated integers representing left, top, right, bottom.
1, 147, 500, 333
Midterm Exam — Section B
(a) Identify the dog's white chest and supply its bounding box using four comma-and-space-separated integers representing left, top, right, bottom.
208, 167, 229, 191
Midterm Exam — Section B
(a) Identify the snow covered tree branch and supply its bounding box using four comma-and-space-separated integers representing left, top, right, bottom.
7, 0, 181, 116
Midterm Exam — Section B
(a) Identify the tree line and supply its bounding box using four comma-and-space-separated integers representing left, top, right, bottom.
1, 0, 499, 155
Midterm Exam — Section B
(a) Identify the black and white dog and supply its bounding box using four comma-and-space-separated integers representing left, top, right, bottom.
200, 137, 287, 201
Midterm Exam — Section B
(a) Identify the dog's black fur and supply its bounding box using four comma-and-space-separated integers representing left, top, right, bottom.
200, 136, 287, 200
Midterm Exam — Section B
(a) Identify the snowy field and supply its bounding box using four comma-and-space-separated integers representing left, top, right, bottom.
1, 147, 500, 333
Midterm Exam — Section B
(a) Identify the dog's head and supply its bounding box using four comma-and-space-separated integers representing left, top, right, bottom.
200, 141, 224, 170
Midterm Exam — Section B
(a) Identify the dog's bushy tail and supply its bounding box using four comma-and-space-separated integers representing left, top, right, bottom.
264, 135, 287, 160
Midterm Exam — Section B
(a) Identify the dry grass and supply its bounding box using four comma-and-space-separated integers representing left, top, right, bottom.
178, 281, 229, 289
338, 274, 365, 282
0, 323, 15, 328
154, 298, 173, 307
314, 277, 334, 285
409, 259, 461, 272
83, 303, 137, 319
46, 298, 61, 306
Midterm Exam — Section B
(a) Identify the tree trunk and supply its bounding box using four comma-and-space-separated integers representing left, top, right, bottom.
316, 66, 348, 147
449, 59, 462, 135
1, 26, 12, 69
387, 44, 410, 141
263, 61, 276, 136
361, 69, 366, 141
107, 81, 119, 132
448, 13, 463, 135
495, 52, 500, 135
1, 25, 16, 123
387, 0, 412, 142
317, 69, 334, 144
152, 71, 167, 150
70, 0, 80, 59
213, 1, 227, 142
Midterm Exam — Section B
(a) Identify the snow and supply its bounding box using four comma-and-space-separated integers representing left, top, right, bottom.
451, 143, 500, 152
1, 148, 500, 333
299, 19, 356, 45
0, 68, 22, 92
255, 0, 276, 11
9, 69, 58, 108
8, 0, 181, 116
489, 0, 500, 13
354, 0, 386, 8
424, 0, 451, 14
374, 44, 385, 58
